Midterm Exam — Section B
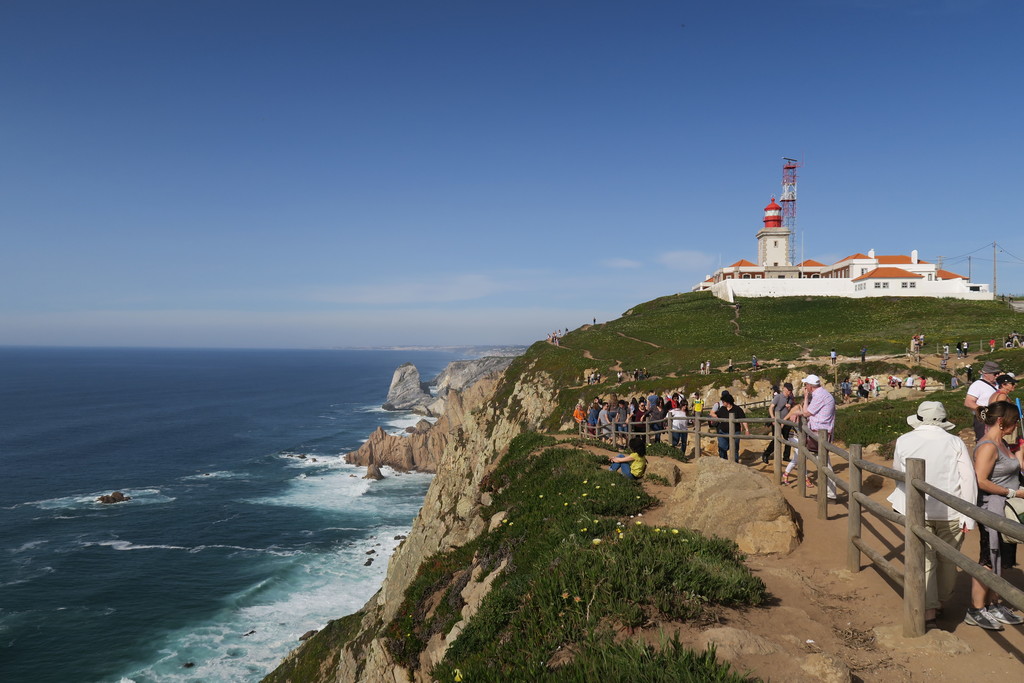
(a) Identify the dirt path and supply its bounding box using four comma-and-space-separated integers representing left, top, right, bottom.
567, 438, 1024, 681
614, 331, 661, 348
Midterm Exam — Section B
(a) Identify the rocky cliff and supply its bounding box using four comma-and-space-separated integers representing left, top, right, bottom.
381, 357, 517, 418
339, 365, 557, 682
381, 363, 439, 415
432, 356, 514, 397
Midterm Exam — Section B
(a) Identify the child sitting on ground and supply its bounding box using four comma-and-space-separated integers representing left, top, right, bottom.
608, 436, 647, 480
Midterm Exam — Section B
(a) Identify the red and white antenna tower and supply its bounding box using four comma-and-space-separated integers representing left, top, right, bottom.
780, 158, 800, 265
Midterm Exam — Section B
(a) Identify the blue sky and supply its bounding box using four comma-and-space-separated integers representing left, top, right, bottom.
3, 0, 1022, 348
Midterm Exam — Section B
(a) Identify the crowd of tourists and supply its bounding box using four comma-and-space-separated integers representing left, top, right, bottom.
589, 356, 1024, 633
883, 357, 1024, 632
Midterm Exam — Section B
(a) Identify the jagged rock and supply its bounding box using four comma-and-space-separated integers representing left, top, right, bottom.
346, 383, 486, 473
393, 535, 407, 540
364, 558, 374, 566
366, 550, 376, 555
183, 662, 195, 669
364, 452, 385, 480
97, 491, 131, 504
283, 369, 559, 683
299, 629, 318, 641
658, 457, 798, 555
381, 363, 433, 413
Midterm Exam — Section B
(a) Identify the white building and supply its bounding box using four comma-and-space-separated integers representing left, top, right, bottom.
693, 198, 992, 303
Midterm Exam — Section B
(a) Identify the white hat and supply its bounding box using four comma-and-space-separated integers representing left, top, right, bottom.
907, 401, 955, 431
802, 374, 821, 386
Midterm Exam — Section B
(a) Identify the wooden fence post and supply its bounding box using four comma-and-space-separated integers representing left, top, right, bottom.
693, 414, 701, 458
817, 428, 828, 520
728, 414, 737, 462
798, 423, 807, 498
773, 417, 783, 482
903, 457, 927, 638
847, 444, 863, 572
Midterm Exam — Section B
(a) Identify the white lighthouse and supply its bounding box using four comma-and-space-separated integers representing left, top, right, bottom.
755, 197, 791, 268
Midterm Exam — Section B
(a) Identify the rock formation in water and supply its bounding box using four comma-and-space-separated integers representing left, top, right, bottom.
347, 375, 501, 473
363, 452, 385, 480
97, 491, 131, 504
381, 363, 436, 414
381, 357, 516, 417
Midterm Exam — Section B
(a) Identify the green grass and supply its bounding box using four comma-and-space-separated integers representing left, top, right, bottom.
375, 432, 765, 682
261, 611, 365, 683
835, 389, 977, 459
493, 292, 1024, 433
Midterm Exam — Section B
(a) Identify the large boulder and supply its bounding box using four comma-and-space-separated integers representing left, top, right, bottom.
382, 363, 434, 413
659, 457, 798, 555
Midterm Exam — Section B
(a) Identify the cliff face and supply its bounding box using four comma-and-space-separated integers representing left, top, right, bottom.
381, 363, 439, 414
331, 365, 559, 682
432, 357, 514, 397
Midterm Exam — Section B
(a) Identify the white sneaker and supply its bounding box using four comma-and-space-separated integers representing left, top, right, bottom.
987, 605, 1024, 626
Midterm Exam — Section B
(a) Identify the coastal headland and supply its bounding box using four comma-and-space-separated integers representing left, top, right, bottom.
265, 292, 1024, 682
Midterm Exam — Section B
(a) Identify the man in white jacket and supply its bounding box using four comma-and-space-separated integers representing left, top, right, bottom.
887, 401, 978, 629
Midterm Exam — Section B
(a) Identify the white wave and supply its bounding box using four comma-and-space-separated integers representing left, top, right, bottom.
0, 565, 54, 587
182, 471, 247, 481
8, 540, 48, 553
117, 528, 415, 682
76, 540, 303, 557
22, 488, 174, 511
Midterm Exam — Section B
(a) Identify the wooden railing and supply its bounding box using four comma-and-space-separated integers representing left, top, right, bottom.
578, 413, 1024, 637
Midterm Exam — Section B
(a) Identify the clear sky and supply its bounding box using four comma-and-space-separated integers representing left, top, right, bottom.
3, 0, 1022, 348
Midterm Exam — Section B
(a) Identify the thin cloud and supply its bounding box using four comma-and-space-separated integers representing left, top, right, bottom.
656, 250, 715, 271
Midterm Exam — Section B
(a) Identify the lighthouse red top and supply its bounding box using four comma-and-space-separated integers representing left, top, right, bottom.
763, 197, 783, 228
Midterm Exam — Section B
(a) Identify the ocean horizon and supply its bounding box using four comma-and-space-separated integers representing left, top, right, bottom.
0, 347, 459, 682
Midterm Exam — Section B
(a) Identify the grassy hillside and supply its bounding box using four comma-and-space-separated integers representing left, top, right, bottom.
264, 293, 1024, 682
507, 293, 1023, 432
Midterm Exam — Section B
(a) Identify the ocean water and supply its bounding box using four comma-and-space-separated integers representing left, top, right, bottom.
0, 347, 458, 682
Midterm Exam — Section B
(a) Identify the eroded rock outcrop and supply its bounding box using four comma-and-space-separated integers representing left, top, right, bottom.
381, 363, 436, 414
328, 365, 558, 682
433, 357, 514, 398
659, 457, 799, 555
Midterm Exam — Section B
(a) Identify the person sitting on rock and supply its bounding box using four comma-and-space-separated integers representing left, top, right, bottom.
608, 436, 647, 480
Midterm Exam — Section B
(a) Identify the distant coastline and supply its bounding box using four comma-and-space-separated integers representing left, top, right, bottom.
335, 345, 526, 357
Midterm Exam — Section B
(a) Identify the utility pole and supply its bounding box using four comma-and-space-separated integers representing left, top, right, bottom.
993, 242, 998, 296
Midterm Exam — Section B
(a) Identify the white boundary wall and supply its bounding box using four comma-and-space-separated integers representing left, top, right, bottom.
710, 278, 993, 303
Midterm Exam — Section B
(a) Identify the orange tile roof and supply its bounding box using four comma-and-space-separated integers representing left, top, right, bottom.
798, 259, 825, 267
936, 269, 967, 280
727, 259, 758, 268
875, 255, 931, 265
851, 267, 924, 282
837, 253, 871, 262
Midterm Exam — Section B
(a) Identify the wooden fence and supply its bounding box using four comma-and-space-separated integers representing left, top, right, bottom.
579, 413, 1024, 637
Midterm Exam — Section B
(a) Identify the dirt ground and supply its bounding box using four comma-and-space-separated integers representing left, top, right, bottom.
628, 445, 1024, 682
